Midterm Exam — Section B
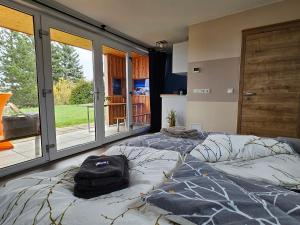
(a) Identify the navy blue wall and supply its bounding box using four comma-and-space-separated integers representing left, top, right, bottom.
163, 53, 187, 94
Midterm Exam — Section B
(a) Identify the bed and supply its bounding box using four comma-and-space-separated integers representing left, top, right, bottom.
0, 131, 300, 225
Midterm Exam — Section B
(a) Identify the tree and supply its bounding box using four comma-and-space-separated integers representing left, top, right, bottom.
0, 28, 85, 108
51, 42, 84, 82
0, 29, 38, 108
69, 80, 93, 104
53, 78, 74, 105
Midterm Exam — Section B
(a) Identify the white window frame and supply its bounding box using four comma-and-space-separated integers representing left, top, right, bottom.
0, 0, 50, 177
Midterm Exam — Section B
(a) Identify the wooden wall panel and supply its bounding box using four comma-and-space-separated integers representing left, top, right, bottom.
106, 54, 126, 125
132, 95, 150, 113
132, 55, 150, 124
132, 56, 149, 79
108, 96, 126, 125
238, 20, 300, 138
105, 53, 150, 126
107, 95, 150, 125
107, 54, 125, 80
132, 95, 151, 124
106, 54, 126, 96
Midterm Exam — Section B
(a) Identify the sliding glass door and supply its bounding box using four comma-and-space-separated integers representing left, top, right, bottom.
100, 38, 152, 143
0, 1, 149, 177
50, 29, 96, 151
41, 16, 103, 159
101, 43, 131, 140
0, 2, 49, 176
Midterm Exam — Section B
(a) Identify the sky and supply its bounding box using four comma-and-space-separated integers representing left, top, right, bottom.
75, 47, 94, 81
0, 27, 95, 82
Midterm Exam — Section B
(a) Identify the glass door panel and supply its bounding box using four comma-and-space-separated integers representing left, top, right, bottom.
49, 28, 96, 151
102, 45, 129, 137
131, 52, 151, 130
0, 4, 43, 168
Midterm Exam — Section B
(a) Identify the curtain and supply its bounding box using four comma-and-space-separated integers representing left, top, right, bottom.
149, 50, 167, 132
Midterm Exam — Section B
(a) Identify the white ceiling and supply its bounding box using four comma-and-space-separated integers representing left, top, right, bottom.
53, 0, 280, 46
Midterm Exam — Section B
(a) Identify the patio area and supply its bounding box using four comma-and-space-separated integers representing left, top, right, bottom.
0, 123, 148, 169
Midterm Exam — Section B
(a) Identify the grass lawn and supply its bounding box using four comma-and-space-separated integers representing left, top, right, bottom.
22, 104, 95, 128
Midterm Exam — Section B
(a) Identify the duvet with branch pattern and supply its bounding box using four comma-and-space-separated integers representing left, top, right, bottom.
119, 132, 206, 154
190, 134, 300, 189
0, 146, 180, 225
144, 155, 300, 225
190, 134, 294, 162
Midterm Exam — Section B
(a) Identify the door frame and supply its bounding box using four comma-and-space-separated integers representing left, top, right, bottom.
0, 1, 50, 177
40, 15, 103, 160
237, 19, 300, 134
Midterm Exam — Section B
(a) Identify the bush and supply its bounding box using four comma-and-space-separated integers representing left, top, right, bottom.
69, 80, 93, 104
53, 78, 74, 105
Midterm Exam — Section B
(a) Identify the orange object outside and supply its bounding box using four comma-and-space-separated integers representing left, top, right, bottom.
0, 93, 14, 150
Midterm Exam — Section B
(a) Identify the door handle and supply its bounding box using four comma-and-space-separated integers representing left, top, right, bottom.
244, 92, 256, 97
92, 88, 102, 100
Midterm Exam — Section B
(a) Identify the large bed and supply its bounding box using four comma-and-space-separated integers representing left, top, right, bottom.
0, 131, 300, 225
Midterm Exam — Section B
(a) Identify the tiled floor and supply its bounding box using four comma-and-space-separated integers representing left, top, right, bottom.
0, 123, 148, 169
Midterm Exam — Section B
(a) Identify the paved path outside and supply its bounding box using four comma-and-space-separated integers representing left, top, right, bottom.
0, 123, 147, 169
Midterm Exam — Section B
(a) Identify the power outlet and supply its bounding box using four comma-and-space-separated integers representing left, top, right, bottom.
193, 88, 210, 94
203, 89, 210, 94
227, 88, 234, 94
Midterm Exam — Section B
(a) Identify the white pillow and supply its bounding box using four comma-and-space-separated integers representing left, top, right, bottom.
190, 134, 294, 163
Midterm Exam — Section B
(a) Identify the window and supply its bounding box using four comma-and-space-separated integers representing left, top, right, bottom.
113, 79, 122, 95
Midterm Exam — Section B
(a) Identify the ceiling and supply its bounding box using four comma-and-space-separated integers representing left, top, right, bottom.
53, 0, 281, 47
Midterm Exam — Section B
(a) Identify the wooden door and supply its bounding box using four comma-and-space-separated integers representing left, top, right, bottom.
238, 20, 300, 138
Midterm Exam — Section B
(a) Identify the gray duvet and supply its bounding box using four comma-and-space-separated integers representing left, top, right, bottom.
119, 132, 208, 154
144, 155, 300, 225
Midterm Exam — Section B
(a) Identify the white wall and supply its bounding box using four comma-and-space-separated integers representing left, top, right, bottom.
161, 95, 187, 128
188, 0, 300, 62
187, 101, 238, 133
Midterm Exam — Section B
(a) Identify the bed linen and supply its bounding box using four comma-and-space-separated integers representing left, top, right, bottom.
190, 134, 300, 190
144, 155, 300, 225
210, 154, 300, 190
119, 131, 208, 154
190, 134, 294, 162
2, 132, 300, 225
160, 127, 199, 139
0, 146, 180, 225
